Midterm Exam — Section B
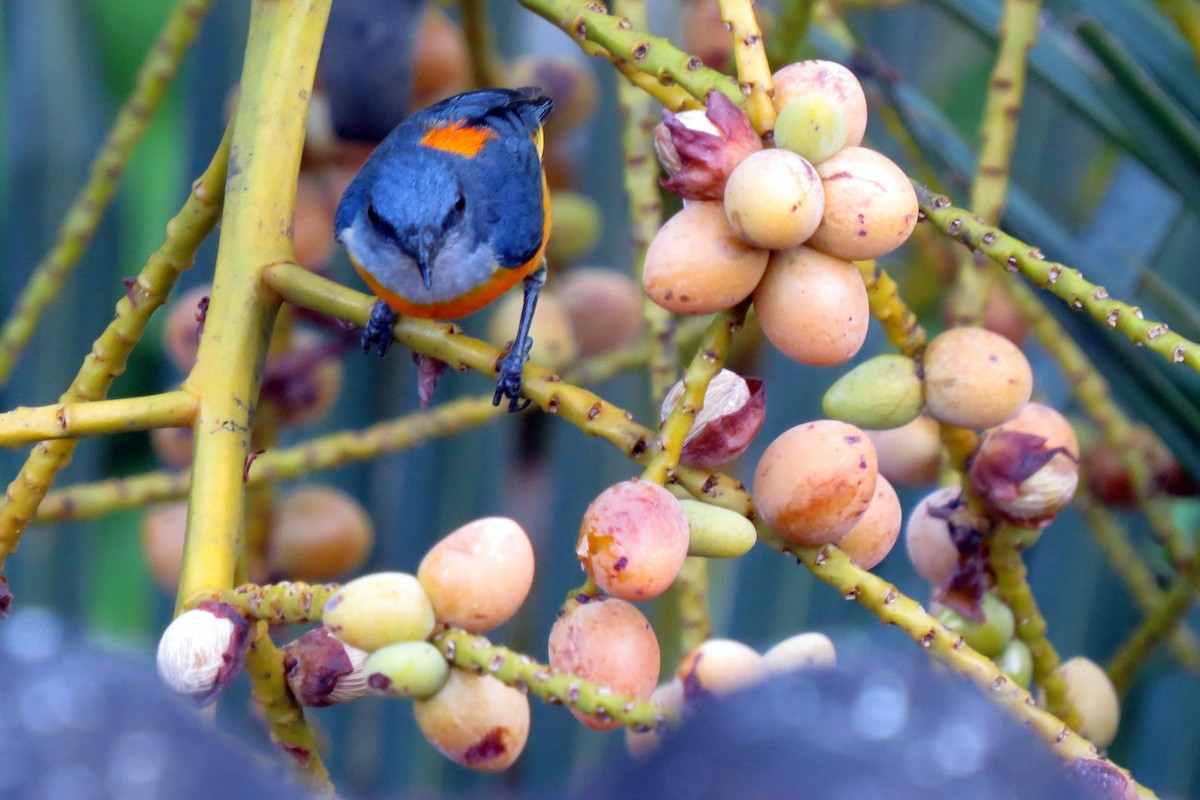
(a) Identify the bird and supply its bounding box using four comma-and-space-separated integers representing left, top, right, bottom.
334, 87, 554, 411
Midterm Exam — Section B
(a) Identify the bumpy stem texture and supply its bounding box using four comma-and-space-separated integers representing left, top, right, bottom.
989, 525, 1081, 729
433, 628, 672, 730
244, 622, 332, 790
947, 0, 1041, 325
643, 309, 740, 485
0, 125, 231, 571
0, 0, 213, 387
855, 260, 927, 358
717, 0, 776, 134
34, 334, 687, 524
520, 0, 740, 109
779, 537, 1156, 796
916, 183, 1200, 373
187, 581, 339, 624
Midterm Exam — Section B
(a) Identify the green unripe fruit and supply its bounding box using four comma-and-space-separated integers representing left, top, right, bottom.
822, 354, 924, 430
773, 95, 848, 166
934, 592, 1015, 657
680, 499, 757, 558
996, 639, 1033, 689
546, 191, 602, 265
323, 572, 436, 652
364, 641, 449, 700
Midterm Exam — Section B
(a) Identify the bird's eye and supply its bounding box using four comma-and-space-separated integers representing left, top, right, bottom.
453, 194, 466, 214
366, 204, 382, 227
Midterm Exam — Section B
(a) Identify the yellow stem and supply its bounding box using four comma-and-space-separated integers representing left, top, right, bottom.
174, 0, 331, 609
0, 124, 232, 571
0, 391, 197, 448
717, 0, 777, 134
948, 0, 1041, 326
643, 309, 740, 485
244, 622, 333, 790
0, 0, 214, 388
855, 260, 927, 359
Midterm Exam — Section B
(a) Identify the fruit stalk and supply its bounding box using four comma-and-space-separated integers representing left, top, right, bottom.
0, 390, 198, 448
1002, 275, 1194, 575
260, 263, 748, 500
855, 260, 928, 358
643, 308, 740, 485
717, 0, 777, 134
459, 0, 505, 88
946, 0, 1041, 326
0, 123, 231, 571
777, 536, 1160, 793
988, 524, 1081, 729
615, 0, 676, 402
519, 0, 741, 108
0, 0, 214, 388
187, 581, 340, 624
244, 622, 333, 790
433, 627, 674, 729
915, 182, 1200, 374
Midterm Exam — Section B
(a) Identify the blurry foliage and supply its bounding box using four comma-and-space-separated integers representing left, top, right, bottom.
2, 0, 1200, 797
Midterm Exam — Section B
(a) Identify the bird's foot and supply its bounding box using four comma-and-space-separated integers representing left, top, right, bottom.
493, 339, 532, 413
361, 300, 397, 356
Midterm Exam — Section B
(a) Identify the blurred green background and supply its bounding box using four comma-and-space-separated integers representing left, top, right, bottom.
2, 0, 1199, 797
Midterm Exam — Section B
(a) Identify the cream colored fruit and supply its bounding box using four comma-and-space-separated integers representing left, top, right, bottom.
323, 572, 436, 652
413, 669, 530, 771
141, 501, 188, 592
772, 60, 868, 148
677, 639, 766, 697
753, 420, 878, 545
807, 147, 919, 260
418, 517, 535, 633
836, 475, 902, 569
753, 246, 868, 367
763, 632, 837, 672
1052, 657, 1120, 748
643, 202, 769, 315
723, 150, 825, 250
923, 327, 1033, 429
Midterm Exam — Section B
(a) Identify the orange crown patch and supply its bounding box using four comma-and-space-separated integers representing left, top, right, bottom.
419, 120, 496, 158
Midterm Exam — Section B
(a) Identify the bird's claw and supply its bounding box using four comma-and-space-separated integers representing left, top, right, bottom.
493, 343, 532, 413
361, 300, 397, 357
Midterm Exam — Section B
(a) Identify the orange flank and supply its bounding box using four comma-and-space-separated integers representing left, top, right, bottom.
419, 121, 497, 158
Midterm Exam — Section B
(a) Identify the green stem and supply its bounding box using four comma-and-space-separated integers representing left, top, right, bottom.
244, 622, 333, 790
855, 260, 927, 359
989, 525, 1081, 729
0, 0, 213, 388
915, 182, 1200, 374
433, 628, 673, 729
519, 0, 741, 108
187, 581, 339, 623
947, 0, 1041, 326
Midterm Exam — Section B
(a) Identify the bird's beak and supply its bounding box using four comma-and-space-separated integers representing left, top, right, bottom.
417, 228, 438, 290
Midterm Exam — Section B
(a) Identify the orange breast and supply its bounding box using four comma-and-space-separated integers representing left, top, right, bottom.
353, 176, 551, 320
